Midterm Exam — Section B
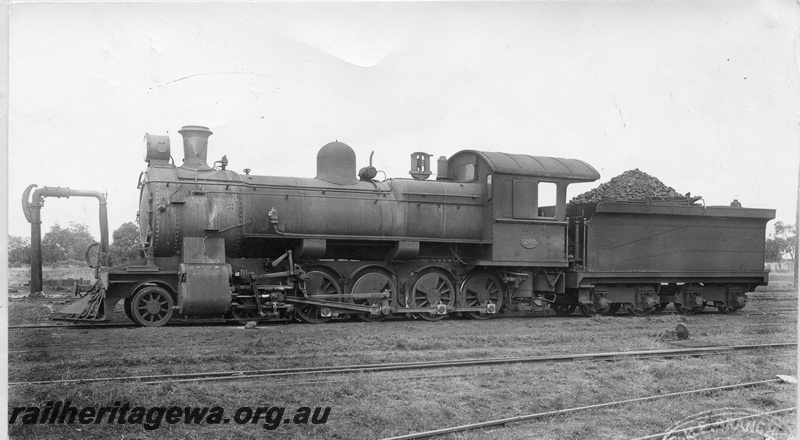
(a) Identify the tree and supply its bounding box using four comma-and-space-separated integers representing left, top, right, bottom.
774, 222, 796, 260
765, 238, 784, 262
8, 234, 31, 265
41, 222, 96, 265
765, 221, 796, 262
108, 222, 142, 266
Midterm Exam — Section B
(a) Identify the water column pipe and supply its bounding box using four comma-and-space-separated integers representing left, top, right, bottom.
22, 185, 109, 296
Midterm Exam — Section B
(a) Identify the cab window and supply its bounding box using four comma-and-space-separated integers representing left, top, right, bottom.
502, 179, 558, 219
456, 163, 475, 181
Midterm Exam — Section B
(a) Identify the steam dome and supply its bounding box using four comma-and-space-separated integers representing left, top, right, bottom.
316, 141, 358, 185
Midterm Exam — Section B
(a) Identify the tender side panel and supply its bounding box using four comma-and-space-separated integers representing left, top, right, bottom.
584, 204, 773, 273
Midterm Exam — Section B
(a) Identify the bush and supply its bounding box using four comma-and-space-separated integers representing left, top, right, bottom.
8, 234, 30, 265
41, 222, 96, 264
108, 222, 143, 266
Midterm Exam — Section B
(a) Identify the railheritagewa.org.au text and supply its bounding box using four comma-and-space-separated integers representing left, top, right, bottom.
9, 401, 331, 431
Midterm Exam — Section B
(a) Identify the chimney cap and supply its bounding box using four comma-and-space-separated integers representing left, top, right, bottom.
179, 125, 213, 135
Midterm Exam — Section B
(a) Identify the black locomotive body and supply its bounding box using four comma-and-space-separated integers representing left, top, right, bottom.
66, 125, 775, 326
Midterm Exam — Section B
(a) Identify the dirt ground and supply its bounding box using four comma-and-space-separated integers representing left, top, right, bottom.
7, 273, 798, 439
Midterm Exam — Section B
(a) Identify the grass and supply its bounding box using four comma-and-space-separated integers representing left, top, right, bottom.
760, 271, 797, 291
9, 354, 796, 439
7, 287, 797, 439
8, 266, 95, 281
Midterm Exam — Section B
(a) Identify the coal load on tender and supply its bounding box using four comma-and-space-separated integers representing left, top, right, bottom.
570, 169, 699, 204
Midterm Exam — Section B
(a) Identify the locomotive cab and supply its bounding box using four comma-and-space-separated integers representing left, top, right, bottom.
443, 151, 600, 266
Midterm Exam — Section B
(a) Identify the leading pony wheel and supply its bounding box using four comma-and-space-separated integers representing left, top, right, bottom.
231, 298, 261, 325
131, 285, 174, 327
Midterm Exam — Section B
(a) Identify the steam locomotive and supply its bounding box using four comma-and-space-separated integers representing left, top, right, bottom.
55, 125, 775, 326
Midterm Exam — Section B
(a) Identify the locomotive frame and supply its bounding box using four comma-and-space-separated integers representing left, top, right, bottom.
42, 125, 775, 326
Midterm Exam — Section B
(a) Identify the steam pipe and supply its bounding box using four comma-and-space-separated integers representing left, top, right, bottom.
22, 185, 109, 296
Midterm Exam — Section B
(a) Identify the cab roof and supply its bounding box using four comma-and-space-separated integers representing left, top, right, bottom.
451, 150, 600, 182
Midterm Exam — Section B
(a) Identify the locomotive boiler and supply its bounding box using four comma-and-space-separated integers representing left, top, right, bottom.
49, 125, 775, 326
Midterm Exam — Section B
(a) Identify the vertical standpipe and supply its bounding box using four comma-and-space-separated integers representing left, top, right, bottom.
22, 185, 109, 296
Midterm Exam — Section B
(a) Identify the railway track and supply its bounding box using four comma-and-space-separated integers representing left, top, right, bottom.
8, 321, 797, 356
381, 378, 797, 440
8, 305, 797, 331
7, 318, 242, 330
9, 342, 795, 387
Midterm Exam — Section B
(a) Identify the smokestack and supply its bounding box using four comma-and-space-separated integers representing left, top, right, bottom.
178, 125, 213, 170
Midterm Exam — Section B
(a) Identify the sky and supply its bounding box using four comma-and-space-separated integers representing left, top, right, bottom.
6, 0, 800, 242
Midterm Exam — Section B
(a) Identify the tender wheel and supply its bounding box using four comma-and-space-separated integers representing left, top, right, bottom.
602, 303, 621, 316
627, 305, 653, 317
351, 270, 396, 322
131, 286, 174, 327
674, 303, 700, 316
296, 269, 341, 324
411, 271, 455, 321
231, 298, 261, 325
551, 303, 577, 316
462, 272, 504, 320
717, 304, 743, 314
579, 304, 598, 317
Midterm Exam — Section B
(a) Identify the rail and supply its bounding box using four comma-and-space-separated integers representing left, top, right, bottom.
9, 342, 795, 387
383, 379, 796, 440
